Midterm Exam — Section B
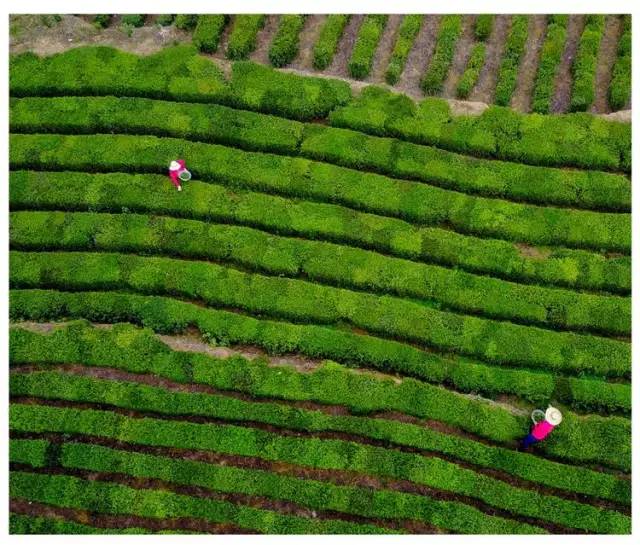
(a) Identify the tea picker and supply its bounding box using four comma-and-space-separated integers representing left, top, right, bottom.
168, 159, 192, 191
518, 406, 562, 450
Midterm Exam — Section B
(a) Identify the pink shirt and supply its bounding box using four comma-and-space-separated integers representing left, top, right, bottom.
168, 159, 186, 189
532, 420, 555, 440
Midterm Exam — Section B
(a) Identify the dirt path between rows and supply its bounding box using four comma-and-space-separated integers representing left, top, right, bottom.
10, 498, 248, 534
550, 15, 586, 113
210, 17, 234, 60
395, 15, 440, 99
442, 15, 477, 98
249, 15, 279, 65
368, 15, 404, 84
510, 15, 548, 112
469, 15, 512, 103
324, 15, 364, 78
290, 15, 327, 70
591, 15, 623, 114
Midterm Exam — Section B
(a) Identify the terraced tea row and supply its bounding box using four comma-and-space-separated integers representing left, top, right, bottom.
11, 96, 630, 212
7, 347, 630, 501
11, 171, 630, 295
10, 211, 630, 336
10, 251, 630, 380
10, 134, 630, 253
8, 314, 631, 472
10, 45, 631, 171
10, 470, 386, 534
9, 404, 629, 533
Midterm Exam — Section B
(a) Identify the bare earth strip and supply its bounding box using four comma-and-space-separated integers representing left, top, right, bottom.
510, 15, 548, 112
469, 15, 512, 104
368, 15, 404, 84
210, 17, 234, 61
550, 15, 586, 114
323, 15, 365, 78
395, 15, 441, 99
442, 15, 478, 98
289, 15, 327, 70
10, 498, 248, 534
9, 14, 192, 56
249, 15, 280, 65
590, 15, 623, 114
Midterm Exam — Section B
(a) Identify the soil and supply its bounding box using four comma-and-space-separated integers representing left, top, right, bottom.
210, 17, 234, 61
158, 328, 325, 372
442, 15, 478, 98
550, 15, 586, 114
511, 15, 548, 112
249, 15, 280, 65
591, 15, 623, 114
324, 15, 365, 78
598, 109, 631, 122
10, 498, 248, 534
9, 14, 192, 57
289, 15, 327, 70
12, 389, 630, 515
368, 15, 404, 84
469, 15, 512, 103
12, 430, 591, 534
515, 243, 553, 260
395, 15, 441, 99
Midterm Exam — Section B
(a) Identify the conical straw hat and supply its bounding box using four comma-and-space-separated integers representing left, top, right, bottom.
169, 160, 181, 171
545, 406, 563, 425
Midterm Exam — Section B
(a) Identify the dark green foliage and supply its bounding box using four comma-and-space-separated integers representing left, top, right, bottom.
474, 15, 494, 41
348, 15, 388, 79
456, 43, 486, 98
174, 14, 198, 31
8, 405, 631, 530
385, 15, 423, 84
226, 15, 266, 60
11, 471, 385, 534
10, 96, 303, 153
608, 15, 631, 111
10, 93, 630, 214
10, 250, 630, 378
9, 321, 631, 494
421, 15, 462, 94
268, 15, 306, 67
313, 15, 350, 70
192, 15, 228, 53
329, 85, 632, 173
9, 513, 160, 534
9, 210, 631, 337
227, 61, 351, 119
92, 15, 112, 29
570, 15, 605, 111
532, 15, 569, 113
121, 15, 145, 28
300, 123, 630, 213
156, 14, 175, 27
6, 441, 539, 535
8, 46, 351, 120
494, 15, 529, 106
10, 44, 630, 171
9, 133, 630, 253
54, 442, 542, 534
9, 170, 631, 295
9, 438, 49, 468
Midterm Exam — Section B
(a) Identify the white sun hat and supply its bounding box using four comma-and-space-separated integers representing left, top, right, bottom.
545, 406, 563, 426
169, 160, 181, 171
